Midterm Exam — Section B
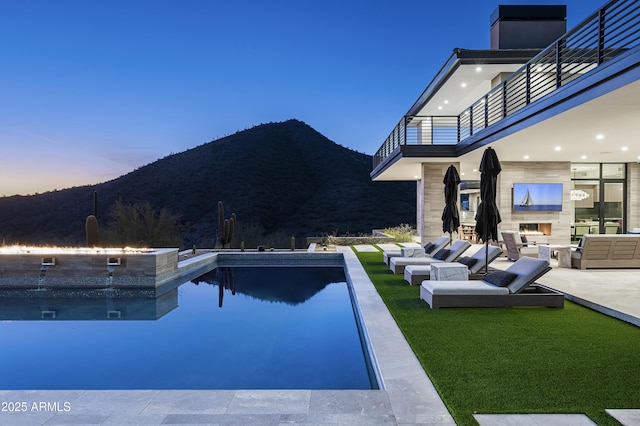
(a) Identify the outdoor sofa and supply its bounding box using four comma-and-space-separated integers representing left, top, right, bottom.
383, 236, 449, 265
389, 239, 471, 274
571, 234, 640, 269
403, 245, 502, 285
420, 257, 563, 309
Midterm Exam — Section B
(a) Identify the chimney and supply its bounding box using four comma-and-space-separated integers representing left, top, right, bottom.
490, 5, 567, 50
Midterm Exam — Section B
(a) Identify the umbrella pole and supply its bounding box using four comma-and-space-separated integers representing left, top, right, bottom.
485, 241, 489, 275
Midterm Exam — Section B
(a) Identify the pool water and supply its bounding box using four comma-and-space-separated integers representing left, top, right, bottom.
0, 267, 378, 390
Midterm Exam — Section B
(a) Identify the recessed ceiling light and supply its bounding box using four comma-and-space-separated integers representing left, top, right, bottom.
438, 106, 443, 110
536, 66, 543, 72
523, 155, 529, 160
596, 134, 604, 140
622, 146, 628, 151
461, 83, 467, 88
473, 168, 478, 173
475, 67, 482, 72
554, 146, 561, 151
413, 175, 419, 179
581, 155, 587, 160
461, 172, 465, 176
444, 100, 449, 104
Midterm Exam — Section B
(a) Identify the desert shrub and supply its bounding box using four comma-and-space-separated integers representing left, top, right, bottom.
103, 199, 182, 248
382, 224, 414, 243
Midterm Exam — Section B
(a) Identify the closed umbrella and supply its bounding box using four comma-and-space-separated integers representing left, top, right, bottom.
441, 165, 461, 247
475, 147, 502, 273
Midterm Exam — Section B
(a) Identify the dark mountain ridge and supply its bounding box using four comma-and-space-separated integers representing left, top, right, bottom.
0, 120, 415, 247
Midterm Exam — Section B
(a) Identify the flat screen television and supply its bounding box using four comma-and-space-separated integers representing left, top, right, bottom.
513, 183, 563, 212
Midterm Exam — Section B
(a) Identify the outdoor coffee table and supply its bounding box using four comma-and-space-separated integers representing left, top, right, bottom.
538, 244, 571, 268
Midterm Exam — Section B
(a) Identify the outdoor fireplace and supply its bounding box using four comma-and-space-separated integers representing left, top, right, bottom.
519, 223, 552, 236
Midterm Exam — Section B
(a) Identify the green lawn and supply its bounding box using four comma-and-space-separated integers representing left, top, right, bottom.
355, 249, 640, 426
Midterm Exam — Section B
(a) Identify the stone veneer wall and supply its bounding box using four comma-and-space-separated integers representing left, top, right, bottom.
627, 162, 640, 230
418, 162, 460, 245
498, 161, 572, 245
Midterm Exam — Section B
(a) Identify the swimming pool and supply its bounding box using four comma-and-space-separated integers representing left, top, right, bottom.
0, 265, 379, 390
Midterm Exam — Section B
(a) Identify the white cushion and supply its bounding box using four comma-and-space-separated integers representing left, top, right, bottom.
391, 257, 441, 268
405, 264, 432, 274
421, 280, 509, 295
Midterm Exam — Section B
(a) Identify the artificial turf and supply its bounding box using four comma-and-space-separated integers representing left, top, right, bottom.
355, 249, 640, 426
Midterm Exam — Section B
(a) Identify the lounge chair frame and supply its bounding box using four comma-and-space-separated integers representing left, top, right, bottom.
383, 236, 449, 265
390, 240, 471, 274
420, 258, 564, 309
404, 246, 502, 285
421, 284, 564, 309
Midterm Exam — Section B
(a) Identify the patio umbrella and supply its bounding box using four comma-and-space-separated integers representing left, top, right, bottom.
475, 147, 502, 273
441, 164, 461, 247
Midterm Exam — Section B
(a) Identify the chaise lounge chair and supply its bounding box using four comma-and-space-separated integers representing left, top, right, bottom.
404, 245, 503, 286
419, 257, 563, 309
389, 239, 471, 274
383, 236, 449, 265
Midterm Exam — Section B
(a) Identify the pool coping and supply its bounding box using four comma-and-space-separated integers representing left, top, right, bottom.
339, 247, 456, 424
0, 249, 455, 425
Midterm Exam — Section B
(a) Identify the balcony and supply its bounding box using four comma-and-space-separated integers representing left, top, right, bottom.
372, 0, 640, 179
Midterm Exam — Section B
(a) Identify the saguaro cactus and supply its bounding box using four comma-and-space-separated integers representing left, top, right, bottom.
216, 201, 237, 249
85, 215, 100, 247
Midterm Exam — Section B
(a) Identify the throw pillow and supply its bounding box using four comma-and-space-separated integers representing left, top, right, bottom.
456, 256, 477, 267
424, 242, 435, 254
432, 249, 450, 260
483, 271, 518, 287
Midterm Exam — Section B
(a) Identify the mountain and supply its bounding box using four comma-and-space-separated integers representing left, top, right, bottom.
0, 120, 416, 248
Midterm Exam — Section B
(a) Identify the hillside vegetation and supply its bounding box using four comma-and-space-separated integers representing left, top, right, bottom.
0, 120, 415, 248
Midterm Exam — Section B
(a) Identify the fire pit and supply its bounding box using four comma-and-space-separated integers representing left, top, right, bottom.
0, 246, 179, 288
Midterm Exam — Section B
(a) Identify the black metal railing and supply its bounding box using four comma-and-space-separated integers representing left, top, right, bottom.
373, 0, 640, 170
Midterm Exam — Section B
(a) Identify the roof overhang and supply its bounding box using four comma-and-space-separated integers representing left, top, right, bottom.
407, 48, 542, 117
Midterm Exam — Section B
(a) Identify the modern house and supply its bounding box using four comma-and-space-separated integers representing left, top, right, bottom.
371, 0, 640, 246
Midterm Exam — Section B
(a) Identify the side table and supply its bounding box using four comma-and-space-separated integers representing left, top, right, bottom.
401, 247, 426, 257
430, 262, 469, 281
538, 244, 571, 268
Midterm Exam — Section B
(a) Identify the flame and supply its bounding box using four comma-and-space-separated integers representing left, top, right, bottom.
0, 246, 153, 255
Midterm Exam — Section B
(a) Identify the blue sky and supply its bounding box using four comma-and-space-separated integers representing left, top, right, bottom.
0, 0, 603, 196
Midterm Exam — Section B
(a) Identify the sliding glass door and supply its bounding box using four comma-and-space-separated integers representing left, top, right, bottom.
571, 163, 626, 237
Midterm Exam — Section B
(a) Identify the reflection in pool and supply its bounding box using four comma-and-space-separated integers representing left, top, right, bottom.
0, 266, 378, 390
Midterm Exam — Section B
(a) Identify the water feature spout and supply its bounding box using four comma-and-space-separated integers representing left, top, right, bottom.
107, 257, 122, 278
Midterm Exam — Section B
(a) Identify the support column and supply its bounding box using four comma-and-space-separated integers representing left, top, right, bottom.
627, 163, 640, 231
416, 178, 424, 242
419, 162, 461, 245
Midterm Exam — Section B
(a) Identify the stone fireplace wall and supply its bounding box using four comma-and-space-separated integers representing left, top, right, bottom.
498, 161, 572, 245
